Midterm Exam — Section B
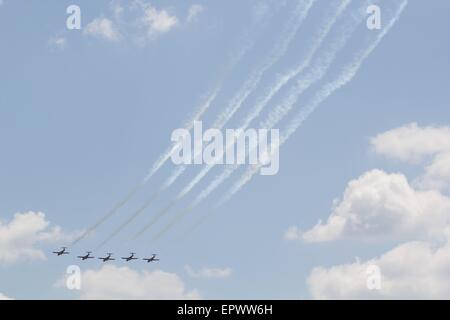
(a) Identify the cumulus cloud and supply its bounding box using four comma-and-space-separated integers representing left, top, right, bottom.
139, 3, 178, 37
301, 170, 450, 242
186, 4, 204, 23
300, 123, 450, 299
417, 152, 450, 191
308, 238, 450, 299
84, 17, 121, 41
76, 265, 199, 300
0, 211, 70, 264
185, 265, 232, 279
371, 123, 450, 163
372, 123, 450, 192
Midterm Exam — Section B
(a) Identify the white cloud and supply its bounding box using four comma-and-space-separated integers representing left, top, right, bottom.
185, 265, 232, 279
84, 17, 121, 41
301, 123, 450, 299
371, 123, 450, 163
139, 3, 178, 37
0, 1, 4, 7
301, 170, 450, 242
372, 123, 450, 193
186, 4, 204, 23
77, 265, 199, 300
48, 36, 68, 51
0, 211, 69, 264
0, 292, 12, 300
308, 238, 450, 299
82, 2, 179, 44
416, 152, 450, 192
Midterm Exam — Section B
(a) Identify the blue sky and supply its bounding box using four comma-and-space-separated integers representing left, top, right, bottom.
1, 0, 449, 299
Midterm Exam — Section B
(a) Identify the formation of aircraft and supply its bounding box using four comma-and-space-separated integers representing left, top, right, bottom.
53, 248, 159, 263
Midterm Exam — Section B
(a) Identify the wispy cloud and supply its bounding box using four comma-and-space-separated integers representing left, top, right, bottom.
186, 4, 204, 23
137, 2, 178, 37
83, 17, 121, 41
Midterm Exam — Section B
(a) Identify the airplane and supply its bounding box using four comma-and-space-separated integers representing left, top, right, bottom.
143, 254, 159, 263
98, 253, 115, 262
53, 247, 69, 256
121, 253, 138, 262
77, 251, 95, 260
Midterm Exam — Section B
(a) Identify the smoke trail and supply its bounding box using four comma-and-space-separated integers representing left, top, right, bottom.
131, 199, 178, 240
146, 0, 361, 240
131, 0, 317, 239
150, 0, 361, 240
190, 0, 357, 208
142, 36, 256, 183
143, 1, 281, 183
70, 7, 268, 247
238, 0, 351, 131
211, 0, 316, 132
69, 183, 143, 246
219, 0, 408, 207
143, 90, 219, 183
95, 166, 185, 249
156, 0, 317, 201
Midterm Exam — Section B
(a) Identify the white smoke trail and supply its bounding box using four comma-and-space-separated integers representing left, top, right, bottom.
158, 0, 318, 192
143, 1, 286, 184
219, 0, 408, 207
71, 6, 269, 247
148, 0, 362, 240
142, 32, 257, 183
238, 0, 351, 131
188, 0, 359, 209
96, 166, 185, 249
130, 0, 317, 239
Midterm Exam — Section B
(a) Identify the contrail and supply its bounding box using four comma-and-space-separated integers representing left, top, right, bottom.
157, 0, 317, 192
69, 182, 143, 246
95, 166, 185, 249
70, 8, 268, 246
219, 0, 408, 208
237, 0, 351, 132
190, 0, 355, 207
142, 0, 281, 183
150, 0, 360, 238
162, 0, 318, 200
131, 0, 317, 239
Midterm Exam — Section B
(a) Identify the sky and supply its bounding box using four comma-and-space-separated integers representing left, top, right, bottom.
0, 0, 449, 300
